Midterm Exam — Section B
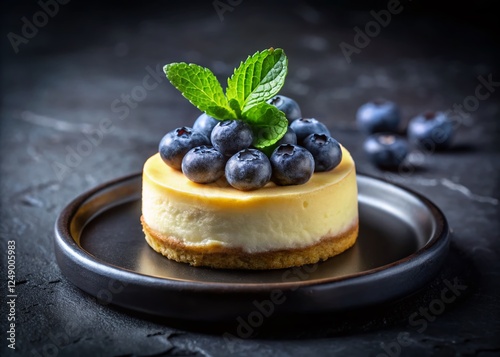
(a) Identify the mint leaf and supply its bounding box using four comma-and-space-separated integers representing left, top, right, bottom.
164, 63, 236, 120
242, 102, 288, 148
227, 48, 288, 113
164, 49, 291, 150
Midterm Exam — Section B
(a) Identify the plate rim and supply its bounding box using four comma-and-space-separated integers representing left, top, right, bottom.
54, 172, 450, 294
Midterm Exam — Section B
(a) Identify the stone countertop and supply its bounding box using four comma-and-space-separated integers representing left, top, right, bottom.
1, 1, 499, 356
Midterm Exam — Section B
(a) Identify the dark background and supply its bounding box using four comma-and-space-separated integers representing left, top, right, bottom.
1, 1, 499, 356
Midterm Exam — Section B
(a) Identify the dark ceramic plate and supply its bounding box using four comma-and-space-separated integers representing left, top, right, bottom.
54, 173, 449, 320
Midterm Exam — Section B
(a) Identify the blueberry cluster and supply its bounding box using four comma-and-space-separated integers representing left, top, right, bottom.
356, 99, 455, 169
158, 95, 343, 191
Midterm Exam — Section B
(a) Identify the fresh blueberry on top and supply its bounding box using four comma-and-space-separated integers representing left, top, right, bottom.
181, 146, 226, 184
270, 144, 315, 186
303, 134, 342, 172
363, 133, 409, 169
289, 118, 331, 144
407, 111, 454, 150
267, 95, 302, 122
211, 120, 253, 157
356, 99, 401, 134
193, 113, 219, 142
159, 127, 210, 170
225, 149, 272, 191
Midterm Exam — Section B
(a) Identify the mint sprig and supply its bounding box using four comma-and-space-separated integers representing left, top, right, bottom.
164, 48, 289, 149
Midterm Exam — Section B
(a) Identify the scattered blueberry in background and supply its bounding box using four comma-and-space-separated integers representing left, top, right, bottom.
270, 144, 315, 185
193, 113, 219, 142
356, 99, 401, 134
290, 118, 331, 143
181, 146, 226, 183
267, 95, 302, 122
303, 134, 343, 172
363, 133, 409, 170
159, 127, 210, 170
407, 111, 454, 150
211, 120, 253, 157
225, 149, 272, 190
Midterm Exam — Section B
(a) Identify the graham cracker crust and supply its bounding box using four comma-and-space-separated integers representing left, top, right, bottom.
141, 216, 359, 270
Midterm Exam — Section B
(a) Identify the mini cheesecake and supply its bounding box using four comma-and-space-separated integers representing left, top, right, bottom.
141, 146, 358, 270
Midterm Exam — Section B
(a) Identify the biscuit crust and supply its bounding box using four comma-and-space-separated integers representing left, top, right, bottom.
141, 216, 359, 270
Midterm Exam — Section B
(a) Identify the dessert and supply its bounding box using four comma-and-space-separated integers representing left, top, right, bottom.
142, 146, 357, 269
141, 48, 359, 269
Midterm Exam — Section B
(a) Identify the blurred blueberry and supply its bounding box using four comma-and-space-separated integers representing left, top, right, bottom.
407, 111, 454, 150
363, 133, 409, 169
159, 127, 210, 170
356, 99, 401, 134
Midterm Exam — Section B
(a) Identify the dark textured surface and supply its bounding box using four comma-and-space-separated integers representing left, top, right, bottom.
1, 1, 499, 356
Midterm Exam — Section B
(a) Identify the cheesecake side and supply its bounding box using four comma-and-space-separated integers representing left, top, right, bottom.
141, 146, 358, 269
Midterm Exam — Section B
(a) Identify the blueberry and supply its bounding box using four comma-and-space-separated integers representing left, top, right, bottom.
181, 146, 226, 183
260, 126, 297, 157
211, 120, 253, 157
356, 99, 401, 134
267, 95, 302, 122
159, 127, 210, 170
270, 144, 315, 186
193, 113, 219, 141
303, 134, 342, 172
289, 118, 331, 144
407, 111, 454, 150
363, 133, 409, 169
225, 149, 272, 191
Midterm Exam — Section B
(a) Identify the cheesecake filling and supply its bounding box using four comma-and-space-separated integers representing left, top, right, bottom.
142, 147, 358, 254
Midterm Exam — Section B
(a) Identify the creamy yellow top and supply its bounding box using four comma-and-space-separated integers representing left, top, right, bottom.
145, 146, 354, 198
